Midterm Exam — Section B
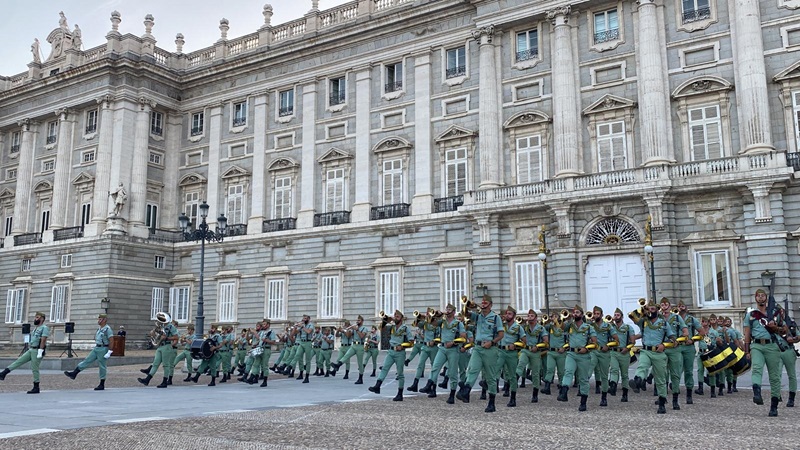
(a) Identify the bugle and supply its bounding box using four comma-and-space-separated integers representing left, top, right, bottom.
585, 311, 594, 322
603, 315, 613, 324
671, 307, 680, 314
515, 316, 524, 325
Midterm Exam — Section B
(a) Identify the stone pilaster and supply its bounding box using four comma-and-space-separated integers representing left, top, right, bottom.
635, 0, 673, 166
547, 6, 580, 177
49, 109, 75, 229
90, 95, 115, 229
472, 25, 502, 188
11, 119, 37, 235
129, 96, 154, 228
351, 67, 372, 222
412, 51, 433, 215
248, 92, 268, 233
298, 81, 318, 228
206, 104, 223, 225
162, 111, 182, 229
730, 0, 773, 154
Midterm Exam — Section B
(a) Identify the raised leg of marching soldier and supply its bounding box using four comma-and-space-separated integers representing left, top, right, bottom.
174, 349, 194, 381
516, 349, 540, 402
313, 347, 323, 375
410, 345, 436, 392
140, 343, 176, 388
694, 353, 706, 395
498, 347, 519, 407
591, 350, 610, 407
254, 349, 272, 387
633, 349, 668, 412
405, 342, 422, 367
193, 352, 221, 385
543, 350, 565, 395
560, 352, 592, 411
235, 347, 247, 374
332, 344, 364, 381
459, 344, 500, 412
780, 346, 797, 407
609, 348, 630, 402
750, 342, 782, 415
366, 347, 379, 376
665, 347, 683, 410
423, 346, 459, 402
370, 348, 406, 401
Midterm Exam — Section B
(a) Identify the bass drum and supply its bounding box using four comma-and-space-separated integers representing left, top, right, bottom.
701, 343, 739, 375
729, 351, 751, 376
190, 338, 215, 360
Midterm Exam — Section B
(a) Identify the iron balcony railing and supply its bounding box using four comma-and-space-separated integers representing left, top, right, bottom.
148, 228, 184, 243
593, 28, 620, 44
370, 203, 410, 220
445, 65, 466, 79
85, 124, 97, 134
263, 218, 296, 233
232, 117, 247, 127
10, 145, 19, 153
226, 224, 247, 237
434, 195, 463, 213
53, 226, 83, 241
385, 81, 403, 93
190, 127, 203, 136
682, 7, 711, 24
14, 233, 42, 246
151, 126, 163, 136
516, 49, 538, 62
46, 135, 57, 144
278, 106, 294, 117
329, 91, 346, 106
788, 153, 800, 172
314, 211, 351, 227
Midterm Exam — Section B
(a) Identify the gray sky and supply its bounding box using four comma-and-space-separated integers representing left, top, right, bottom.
1, 0, 350, 76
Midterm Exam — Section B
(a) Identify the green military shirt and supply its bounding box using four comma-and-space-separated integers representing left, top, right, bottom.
567, 321, 596, 349
298, 322, 315, 341
592, 321, 616, 347
665, 313, 688, 338
339, 328, 353, 346
744, 309, 783, 340
439, 318, 465, 342
30, 324, 50, 348
611, 322, 634, 347
499, 321, 526, 347
321, 332, 335, 350
95, 325, 113, 346
421, 321, 439, 344
636, 316, 675, 347
681, 314, 702, 338
259, 329, 277, 348
469, 310, 501, 343
354, 325, 370, 345
524, 323, 548, 347
547, 323, 566, 349
386, 323, 413, 347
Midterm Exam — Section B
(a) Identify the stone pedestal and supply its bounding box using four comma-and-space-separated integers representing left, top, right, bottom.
103, 216, 127, 236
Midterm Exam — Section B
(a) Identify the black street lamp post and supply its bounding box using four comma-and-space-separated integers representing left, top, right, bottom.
644, 215, 656, 301
537, 224, 551, 317
179, 201, 227, 340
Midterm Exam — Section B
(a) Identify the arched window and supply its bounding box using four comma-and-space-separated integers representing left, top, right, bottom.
585, 217, 640, 245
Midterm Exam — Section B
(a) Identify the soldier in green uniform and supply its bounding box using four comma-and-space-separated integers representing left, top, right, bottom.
407, 310, 441, 392
608, 308, 634, 402
516, 310, 548, 403
138, 312, 179, 388
320, 327, 335, 377
64, 313, 114, 390
558, 305, 597, 412
458, 314, 474, 388
694, 316, 710, 396
312, 326, 323, 375
192, 324, 224, 386
708, 315, 728, 396
281, 327, 299, 377
660, 298, 688, 410
0, 311, 50, 393
234, 328, 249, 375
217, 325, 235, 382
420, 303, 465, 403
331, 316, 369, 384
404, 318, 425, 367
496, 305, 526, 407
456, 295, 504, 413
777, 306, 798, 407
365, 326, 380, 377
248, 319, 278, 387
744, 288, 785, 417
174, 324, 196, 382
542, 311, 567, 396
293, 315, 315, 383
697, 315, 723, 398
629, 300, 676, 414
589, 306, 616, 407
333, 321, 353, 378
722, 316, 743, 393
677, 300, 702, 403
369, 310, 414, 401
272, 326, 289, 373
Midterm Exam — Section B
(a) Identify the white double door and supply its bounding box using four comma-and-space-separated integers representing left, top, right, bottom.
585, 254, 647, 330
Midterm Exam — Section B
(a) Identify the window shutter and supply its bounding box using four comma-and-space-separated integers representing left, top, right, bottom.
5, 290, 13, 323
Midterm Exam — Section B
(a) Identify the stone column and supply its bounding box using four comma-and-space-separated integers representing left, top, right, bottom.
298, 81, 317, 228
412, 51, 433, 215
547, 6, 580, 177
472, 25, 502, 188
730, 0, 773, 154
89, 95, 115, 231
351, 67, 372, 222
635, 0, 672, 165
206, 104, 223, 225
49, 109, 75, 229
162, 111, 182, 229
248, 92, 268, 234
11, 119, 37, 235
129, 96, 155, 229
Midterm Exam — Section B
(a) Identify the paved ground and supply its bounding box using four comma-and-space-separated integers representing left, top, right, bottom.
0, 353, 798, 449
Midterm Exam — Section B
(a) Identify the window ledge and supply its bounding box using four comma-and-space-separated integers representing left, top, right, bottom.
678, 17, 717, 33
83, 132, 97, 141
444, 75, 468, 87
276, 114, 295, 124
512, 59, 541, 71
188, 134, 204, 143
150, 134, 164, 142
230, 125, 248, 134
45, 143, 57, 151
327, 103, 347, 113
590, 39, 623, 53
382, 90, 405, 101
780, 0, 800, 10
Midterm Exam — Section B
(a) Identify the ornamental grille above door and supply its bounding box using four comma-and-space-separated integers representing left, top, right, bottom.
585, 217, 640, 245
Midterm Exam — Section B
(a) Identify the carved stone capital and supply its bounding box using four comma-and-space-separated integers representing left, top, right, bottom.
138, 96, 157, 111
54, 108, 73, 120
97, 94, 115, 108
643, 190, 668, 231
551, 204, 572, 238
17, 118, 37, 131
747, 183, 774, 223
475, 214, 493, 246
546, 5, 572, 25
471, 25, 495, 44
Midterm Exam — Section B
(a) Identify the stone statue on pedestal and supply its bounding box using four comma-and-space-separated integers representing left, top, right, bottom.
109, 183, 127, 217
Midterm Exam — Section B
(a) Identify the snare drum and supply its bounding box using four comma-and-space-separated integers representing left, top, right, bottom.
190, 338, 215, 360
700, 343, 738, 375
248, 347, 264, 358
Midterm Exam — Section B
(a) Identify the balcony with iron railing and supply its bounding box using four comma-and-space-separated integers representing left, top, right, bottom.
226, 224, 247, 237
279, 106, 294, 117
434, 196, 464, 213
13, 233, 41, 246
85, 124, 97, 134
151, 126, 163, 136
682, 7, 711, 24
314, 211, 351, 227
516, 49, 538, 62
190, 127, 203, 136
10, 145, 19, 153
148, 228, 184, 243
232, 117, 247, 127
370, 203, 410, 220
787, 152, 800, 172
385, 81, 403, 93
593, 28, 620, 44
53, 226, 83, 241
46, 135, 57, 145
263, 218, 297, 233
445, 65, 466, 79
329, 91, 346, 106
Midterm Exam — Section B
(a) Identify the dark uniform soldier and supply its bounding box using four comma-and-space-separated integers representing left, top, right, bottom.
630, 300, 676, 414
0, 311, 50, 393
744, 288, 785, 417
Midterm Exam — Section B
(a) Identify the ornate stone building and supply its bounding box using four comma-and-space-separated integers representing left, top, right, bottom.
1, 0, 800, 346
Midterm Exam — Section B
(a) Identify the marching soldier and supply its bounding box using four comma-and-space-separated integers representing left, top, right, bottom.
192, 324, 223, 386
516, 310, 548, 403
542, 311, 567, 396
138, 312, 179, 388
694, 316, 710, 396
777, 306, 798, 407
497, 305, 526, 407
590, 306, 616, 407
293, 315, 315, 383
331, 315, 369, 384
558, 305, 597, 412
608, 308, 634, 402
218, 325, 235, 382
312, 326, 323, 376
248, 319, 278, 387
320, 327, 335, 377
629, 299, 676, 414
660, 298, 688, 410
722, 316, 743, 393
677, 300, 702, 403
234, 328, 250, 375
64, 313, 114, 391
407, 310, 440, 393
457, 313, 474, 389
0, 311, 49, 393
365, 326, 380, 377
744, 288, 785, 417
174, 324, 196, 382
456, 294, 504, 413
420, 303, 466, 403
240, 322, 261, 380
368, 310, 414, 401
332, 321, 353, 378
404, 319, 425, 368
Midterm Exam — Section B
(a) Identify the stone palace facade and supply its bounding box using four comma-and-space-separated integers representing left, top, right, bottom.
1, 0, 800, 346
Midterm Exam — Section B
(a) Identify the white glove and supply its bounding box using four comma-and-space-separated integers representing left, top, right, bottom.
37, 349, 44, 359
104, 350, 113, 359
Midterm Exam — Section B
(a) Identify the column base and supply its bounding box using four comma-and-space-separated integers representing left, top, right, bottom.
350, 203, 371, 223
642, 157, 675, 167
740, 144, 775, 155
411, 194, 433, 216
247, 216, 265, 235
103, 217, 127, 236
554, 170, 581, 178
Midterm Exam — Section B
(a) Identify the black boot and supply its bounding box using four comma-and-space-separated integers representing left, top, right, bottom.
440, 367, 448, 377
572, 378, 578, 388
502, 381, 510, 397
686, 390, 693, 405
557, 385, 569, 402
438, 376, 449, 389
653, 385, 658, 397
427, 381, 437, 398
579, 394, 588, 412
343, 370, 350, 380
710, 386, 717, 398
325, 370, 331, 378
140, 365, 152, 374
0, 368, 10, 380
447, 389, 456, 404
369, 379, 383, 394
621, 388, 629, 402
157, 377, 169, 388
541, 381, 551, 395
629, 376, 642, 394
600, 392, 607, 407
94, 379, 105, 391
393, 388, 403, 401
419, 379, 434, 394
595, 380, 601, 394
245, 374, 256, 384
485, 394, 496, 413
64, 367, 81, 380
355, 374, 364, 385
191, 373, 200, 383
646, 373, 654, 385
303, 373, 309, 383
407, 378, 419, 392
260, 377, 268, 387
717, 384, 724, 396
456, 384, 471, 403
532, 388, 539, 403
167, 376, 173, 385
296, 371, 304, 380
208, 376, 216, 386
788, 392, 796, 408
769, 396, 779, 417
370, 368, 376, 377
672, 393, 680, 410
609, 380, 617, 396
753, 385, 764, 405
331, 361, 342, 372
220, 373, 228, 383
732, 380, 738, 392
506, 390, 517, 407
657, 396, 666, 414
404, 359, 410, 367
727, 381, 732, 394
27, 382, 40, 394
137, 374, 153, 386
480, 386, 487, 400
694, 384, 704, 396
519, 375, 526, 389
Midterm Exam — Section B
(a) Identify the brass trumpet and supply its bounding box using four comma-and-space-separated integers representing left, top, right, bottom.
555, 309, 570, 327
628, 298, 647, 322
515, 316, 524, 325
379, 310, 393, 325
585, 311, 594, 321
604, 315, 613, 324
540, 315, 551, 326
460, 295, 478, 317
671, 307, 680, 314
413, 310, 420, 318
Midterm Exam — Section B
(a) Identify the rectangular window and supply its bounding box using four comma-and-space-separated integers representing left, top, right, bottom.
42, 159, 55, 173
516, 135, 542, 184
46, 121, 58, 144
443, 267, 467, 308
40, 209, 50, 233
169, 286, 190, 323
594, 9, 620, 44
60, 254, 72, 268
682, 0, 711, 24
329, 77, 346, 106
80, 203, 91, 227
273, 176, 293, 219
146, 203, 159, 230
82, 150, 95, 163
50, 285, 69, 323
378, 271, 400, 315
218, 282, 236, 322
515, 261, 542, 312
446, 46, 467, 78
382, 159, 404, 205
226, 185, 245, 224
792, 91, 800, 151
150, 112, 163, 135
6, 169, 16, 180
597, 121, 627, 171
86, 109, 98, 134
319, 275, 340, 319
154, 255, 165, 269
4, 216, 12, 236
5, 288, 26, 324
689, 105, 723, 160
10, 131, 20, 153
385, 62, 403, 93
695, 250, 731, 306
21, 259, 30, 272
325, 168, 345, 213
233, 102, 247, 127
151, 287, 164, 320
266, 278, 286, 320
184, 192, 200, 229
444, 148, 467, 196
516, 29, 538, 62
191, 112, 204, 136
149, 152, 162, 165
279, 90, 294, 117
